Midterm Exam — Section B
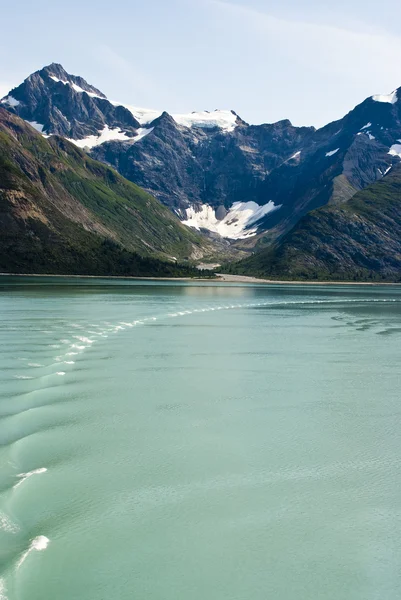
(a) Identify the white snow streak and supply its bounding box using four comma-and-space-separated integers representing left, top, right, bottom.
49, 76, 104, 99
360, 122, 372, 130
133, 127, 154, 143
325, 148, 340, 157
182, 201, 279, 240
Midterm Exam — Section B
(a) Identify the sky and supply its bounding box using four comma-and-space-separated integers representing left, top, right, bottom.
1, 0, 401, 128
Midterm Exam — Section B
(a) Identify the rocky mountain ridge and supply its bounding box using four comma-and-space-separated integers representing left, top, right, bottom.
3, 63, 401, 243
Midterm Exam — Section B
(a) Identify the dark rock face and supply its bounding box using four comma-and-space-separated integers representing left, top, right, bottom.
253, 95, 401, 238
3, 64, 401, 242
92, 115, 316, 218
93, 112, 206, 212
2, 63, 140, 138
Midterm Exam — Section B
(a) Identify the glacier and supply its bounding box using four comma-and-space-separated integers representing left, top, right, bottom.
182, 201, 280, 240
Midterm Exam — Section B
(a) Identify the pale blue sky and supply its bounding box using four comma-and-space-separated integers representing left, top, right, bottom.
2, 0, 401, 127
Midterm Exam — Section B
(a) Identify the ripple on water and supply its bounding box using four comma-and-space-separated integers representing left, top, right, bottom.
13, 468, 47, 490
1, 287, 400, 599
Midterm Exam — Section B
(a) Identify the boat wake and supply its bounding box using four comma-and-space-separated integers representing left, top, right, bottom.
16, 536, 50, 570
1, 293, 400, 593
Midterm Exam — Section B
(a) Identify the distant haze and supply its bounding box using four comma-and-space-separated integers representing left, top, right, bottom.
1, 0, 401, 127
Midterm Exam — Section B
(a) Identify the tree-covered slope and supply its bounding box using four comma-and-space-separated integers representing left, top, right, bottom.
227, 166, 401, 282
0, 108, 209, 276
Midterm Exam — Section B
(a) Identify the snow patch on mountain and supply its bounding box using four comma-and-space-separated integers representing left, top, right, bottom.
112, 103, 163, 125
372, 90, 398, 104
173, 110, 238, 132
1, 95, 20, 107
49, 76, 104, 99
182, 201, 279, 240
325, 148, 340, 157
112, 103, 238, 131
67, 125, 133, 149
67, 125, 153, 149
388, 141, 401, 159
27, 121, 45, 133
133, 127, 154, 143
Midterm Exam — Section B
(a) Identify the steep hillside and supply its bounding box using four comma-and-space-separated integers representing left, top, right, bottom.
226, 166, 401, 282
0, 108, 213, 258
0, 108, 211, 276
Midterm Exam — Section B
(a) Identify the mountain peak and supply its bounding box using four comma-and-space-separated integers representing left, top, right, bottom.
1, 63, 139, 138
41, 62, 69, 77
38, 63, 107, 99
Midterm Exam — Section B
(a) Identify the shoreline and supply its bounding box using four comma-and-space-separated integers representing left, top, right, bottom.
1, 272, 400, 286
216, 274, 401, 286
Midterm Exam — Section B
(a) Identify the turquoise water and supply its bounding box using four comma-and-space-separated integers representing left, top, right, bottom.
1, 277, 401, 599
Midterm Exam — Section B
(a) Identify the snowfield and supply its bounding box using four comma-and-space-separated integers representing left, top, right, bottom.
67, 125, 154, 149
112, 103, 238, 132
182, 201, 280, 240
173, 110, 238, 132
388, 141, 401, 159
27, 121, 45, 133
67, 125, 133, 149
110, 103, 163, 125
372, 90, 398, 104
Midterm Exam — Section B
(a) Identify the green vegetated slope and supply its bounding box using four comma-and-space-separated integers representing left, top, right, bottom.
227, 165, 401, 282
0, 108, 210, 276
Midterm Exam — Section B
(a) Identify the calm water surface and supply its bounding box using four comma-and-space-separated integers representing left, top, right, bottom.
0, 277, 400, 600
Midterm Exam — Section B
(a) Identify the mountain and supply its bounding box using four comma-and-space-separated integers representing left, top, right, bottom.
248, 89, 401, 243
1, 63, 140, 139
225, 165, 401, 281
0, 64, 319, 241
2, 63, 401, 244
0, 107, 213, 276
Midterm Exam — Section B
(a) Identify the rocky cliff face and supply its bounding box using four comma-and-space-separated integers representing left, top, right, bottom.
3, 64, 401, 242
252, 91, 401, 239
1, 63, 140, 138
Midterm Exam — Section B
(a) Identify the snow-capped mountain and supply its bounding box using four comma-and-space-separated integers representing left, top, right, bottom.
3, 63, 401, 242
1, 63, 141, 140
1, 63, 240, 145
